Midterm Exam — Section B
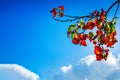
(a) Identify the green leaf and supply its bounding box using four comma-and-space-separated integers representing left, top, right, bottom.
106, 22, 111, 33
79, 19, 85, 27
68, 24, 76, 32
71, 32, 77, 38
113, 18, 118, 25
109, 23, 115, 33
89, 31, 94, 37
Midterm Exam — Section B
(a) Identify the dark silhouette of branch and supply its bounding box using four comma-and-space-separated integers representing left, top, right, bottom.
105, 0, 119, 16
112, 0, 119, 21
53, 15, 98, 22
53, 0, 120, 22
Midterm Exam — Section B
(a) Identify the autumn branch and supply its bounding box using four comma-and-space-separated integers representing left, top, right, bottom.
52, 0, 119, 22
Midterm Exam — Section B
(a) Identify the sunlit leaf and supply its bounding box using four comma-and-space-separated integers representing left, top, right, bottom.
96, 54, 102, 61
80, 40, 87, 46
72, 38, 79, 44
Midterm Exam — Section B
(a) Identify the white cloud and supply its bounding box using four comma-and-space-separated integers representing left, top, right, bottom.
60, 64, 72, 73
85, 77, 88, 80
79, 55, 95, 66
52, 52, 120, 80
0, 64, 40, 80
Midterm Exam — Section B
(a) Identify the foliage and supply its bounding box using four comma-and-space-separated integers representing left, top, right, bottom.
50, 0, 120, 61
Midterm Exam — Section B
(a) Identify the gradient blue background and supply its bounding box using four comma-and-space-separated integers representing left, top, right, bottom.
0, 0, 120, 79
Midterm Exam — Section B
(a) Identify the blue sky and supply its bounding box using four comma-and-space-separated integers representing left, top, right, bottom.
0, 0, 120, 80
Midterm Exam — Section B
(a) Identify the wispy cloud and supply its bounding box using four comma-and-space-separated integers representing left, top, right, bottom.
52, 52, 120, 80
0, 64, 40, 80
60, 64, 72, 73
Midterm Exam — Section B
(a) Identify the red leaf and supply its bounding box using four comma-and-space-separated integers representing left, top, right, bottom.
89, 37, 93, 42
72, 38, 79, 44
85, 34, 89, 38
59, 6, 64, 11
78, 34, 86, 40
100, 9, 106, 20
109, 33, 114, 39
96, 54, 102, 61
101, 8, 106, 15
60, 12, 64, 17
94, 17, 98, 23
103, 37, 109, 44
113, 30, 117, 36
88, 25, 94, 30
92, 10, 98, 15
96, 21, 103, 29
96, 30, 102, 35
80, 40, 87, 46
86, 21, 92, 26
78, 34, 83, 39
51, 8, 57, 18
100, 14, 105, 20
93, 40, 97, 45
106, 41, 114, 47
94, 46, 103, 55
105, 49, 109, 53
82, 25, 87, 30
86, 21, 95, 30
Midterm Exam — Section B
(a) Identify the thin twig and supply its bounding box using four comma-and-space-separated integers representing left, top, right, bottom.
64, 14, 80, 18
54, 15, 98, 22
112, 1, 119, 21
106, 0, 119, 16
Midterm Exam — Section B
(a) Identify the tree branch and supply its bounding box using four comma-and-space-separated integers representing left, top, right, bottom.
53, 15, 99, 22
106, 0, 119, 16
112, 0, 119, 21
53, 0, 119, 22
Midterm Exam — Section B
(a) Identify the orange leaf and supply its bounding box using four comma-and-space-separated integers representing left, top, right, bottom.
100, 14, 105, 20
109, 34, 114, 39
94, 17, 98, 24
94, 46, 103, 55
103, 37, 109, 44
106, 41, 114, 47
